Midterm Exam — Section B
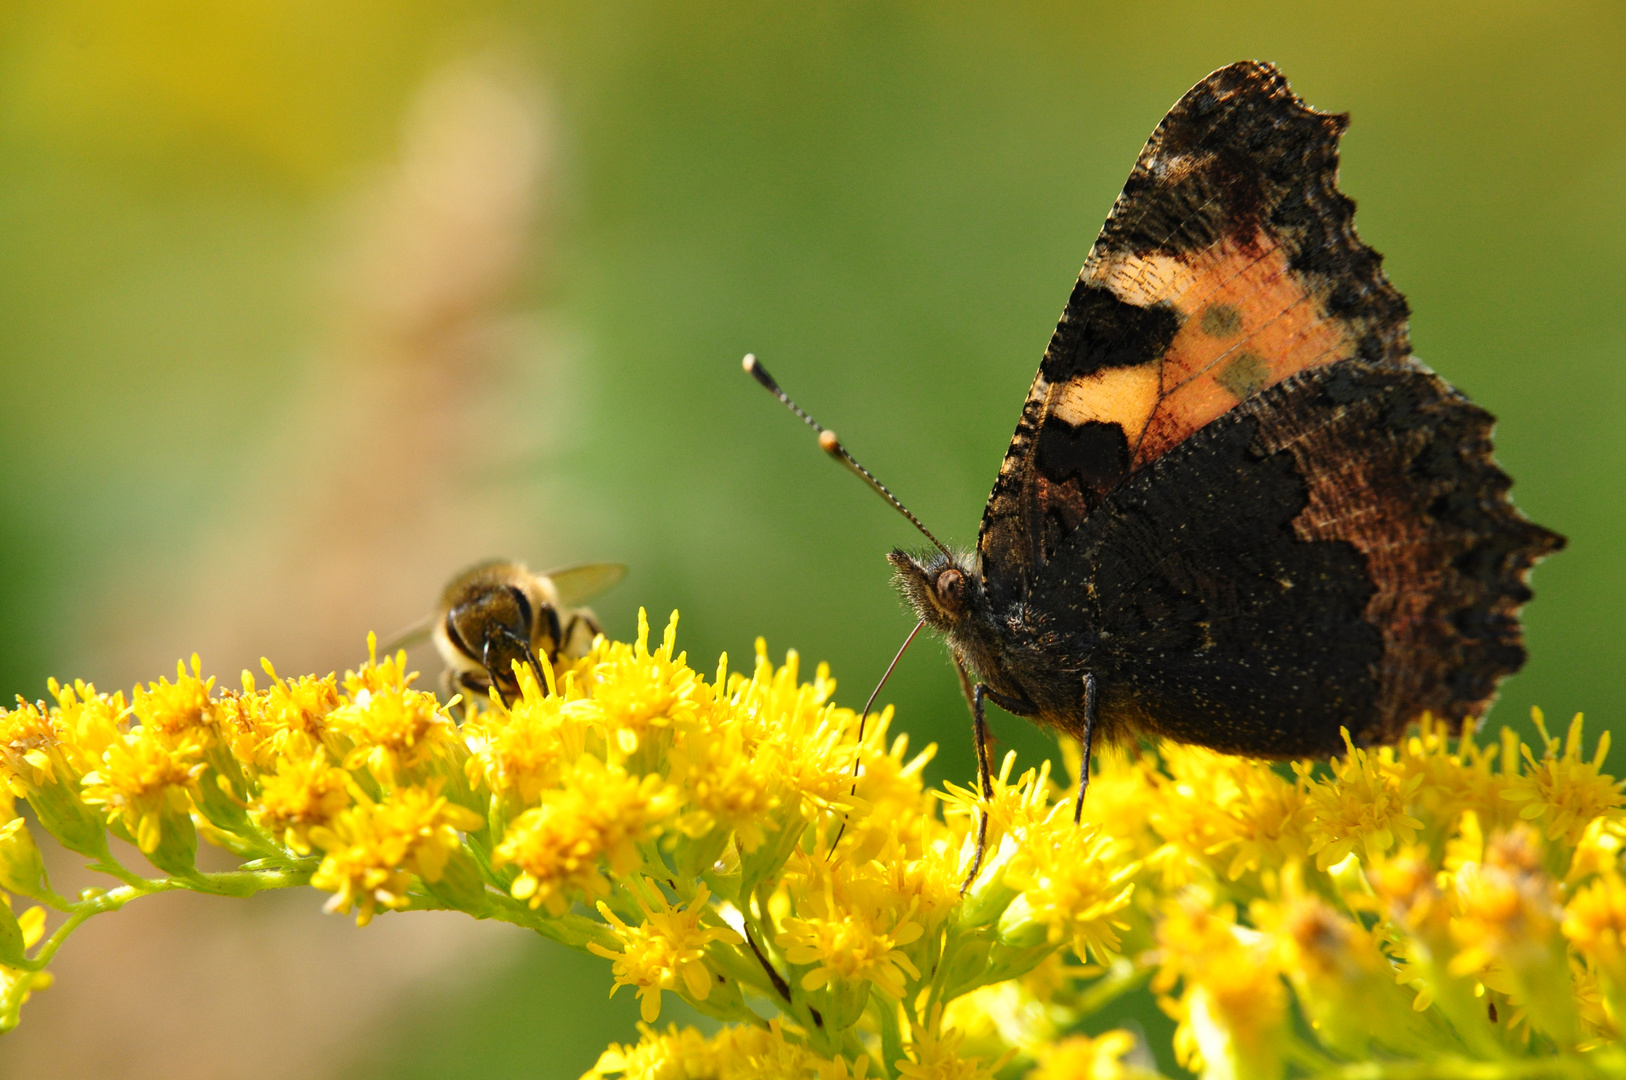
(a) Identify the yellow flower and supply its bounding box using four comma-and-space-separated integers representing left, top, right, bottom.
1565, 870, 1626, 997
1300, 732, 1423, 870
1503, 711, 1623, 847
1388, 716, 1519, 834
1075, 742, 1162, 858
494, 756, 678, 914
940, 753, 1062, 861
463, 664, 600, 807
581, 1020, 865, 1080
1447, 825, 1578, 1043
778, 850, 925, 1000
224, 668, 343, 769
1448, 825, 1564, 978
307, 784, 484, 926
582, 1022, 723, 1080
588, 881, 743, 1022
1151, 744, 1309, 881
591, 610, 713, 757
1002, 819, 1138, 961
0, 699, 72, 794
328, 682, 461, 789
44, 679, 127, 777
79, 726, 207, 854
897, 1006, 1006, 1080
728, 644, 855, 817
131, 656, 216, 739
251, 746, 354, 855
1026, 1030, 1148, 1080
838, 715, 938, 864
1154, 897, 1286, 1080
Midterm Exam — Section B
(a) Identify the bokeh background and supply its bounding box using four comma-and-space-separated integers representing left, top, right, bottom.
1, 2, 1621, 1077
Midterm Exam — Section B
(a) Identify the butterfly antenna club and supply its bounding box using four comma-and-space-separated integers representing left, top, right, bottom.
742, 353, 952, 558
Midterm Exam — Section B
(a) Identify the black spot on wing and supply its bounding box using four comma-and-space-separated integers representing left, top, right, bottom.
1039, 283, 1181, 383
1034, 419, 1130, 497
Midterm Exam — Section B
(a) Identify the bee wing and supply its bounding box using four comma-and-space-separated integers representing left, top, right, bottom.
379, 615, 436, 654
543, 562, 628, 606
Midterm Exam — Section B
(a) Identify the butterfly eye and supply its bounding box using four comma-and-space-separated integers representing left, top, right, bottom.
935, 569, 965, 607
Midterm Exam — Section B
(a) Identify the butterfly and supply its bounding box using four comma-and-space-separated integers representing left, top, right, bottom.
749, 60, 1563, 879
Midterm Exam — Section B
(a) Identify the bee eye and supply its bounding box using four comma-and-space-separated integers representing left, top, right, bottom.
506, 586, 534, 631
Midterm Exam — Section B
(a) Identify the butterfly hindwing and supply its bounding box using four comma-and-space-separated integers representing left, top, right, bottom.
1019, 359, 1560, 751
978, 60, 1410, 602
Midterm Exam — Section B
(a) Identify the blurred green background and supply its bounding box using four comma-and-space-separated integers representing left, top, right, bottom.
1, 2, 1621, 1077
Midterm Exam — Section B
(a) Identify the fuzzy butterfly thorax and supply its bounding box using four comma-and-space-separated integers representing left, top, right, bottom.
891, 60, 1562, 761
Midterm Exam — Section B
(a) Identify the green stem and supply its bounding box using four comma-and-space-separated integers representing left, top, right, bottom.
483, 889, 620, 951
871, 989, 904, 1079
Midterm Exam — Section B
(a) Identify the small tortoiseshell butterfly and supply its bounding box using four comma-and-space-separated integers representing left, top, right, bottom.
748, 60, 1563, 876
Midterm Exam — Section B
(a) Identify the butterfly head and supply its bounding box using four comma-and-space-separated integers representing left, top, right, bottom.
889, 549, 981, 632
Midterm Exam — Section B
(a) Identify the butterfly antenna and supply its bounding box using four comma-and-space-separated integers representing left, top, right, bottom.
743, 354, 952, 559
828, 617, 927, 857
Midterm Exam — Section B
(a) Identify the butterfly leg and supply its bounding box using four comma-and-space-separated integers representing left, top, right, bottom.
961, 681, 996, 893
955, 659, 1038, 892
1073, 672, 1097, 824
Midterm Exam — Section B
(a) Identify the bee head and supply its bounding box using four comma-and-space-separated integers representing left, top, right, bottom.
888, 548, 978, 632
446, 583, 539, 700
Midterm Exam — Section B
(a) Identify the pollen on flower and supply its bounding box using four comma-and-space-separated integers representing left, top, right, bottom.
493, 756, 678, 914
590, 610, 712, 756
1448, 825, 1565, 978
1503, 711, 1624, 846
777, 850, 926, 1000
1003, 820, 1138, 961
307, 784, 484, 926
1150, 744, 1311, 881
1300, 731, 1424, 870
588, 880, 742, 1022
252, 746, 354, 855
131, 657, 215, 738
463, 668, 601, 807
79, 726, 208, 853
1565, 872, 1626, 979
897, 1005, 1007, 1080
327, 680, 460, 788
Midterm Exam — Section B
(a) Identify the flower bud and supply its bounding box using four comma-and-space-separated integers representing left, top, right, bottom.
142, 802, 199, 878
25, 776, 107, 860
421, 844, 489, 913
0, 818, 47, 900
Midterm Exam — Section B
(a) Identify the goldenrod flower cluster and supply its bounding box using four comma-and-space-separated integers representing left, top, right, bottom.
2, 609, 1625, 1080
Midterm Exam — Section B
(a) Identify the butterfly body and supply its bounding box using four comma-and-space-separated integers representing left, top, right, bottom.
891, 60, 1562, 763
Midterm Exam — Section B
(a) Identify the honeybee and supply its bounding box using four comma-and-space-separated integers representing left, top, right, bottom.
392, 560, 625, 710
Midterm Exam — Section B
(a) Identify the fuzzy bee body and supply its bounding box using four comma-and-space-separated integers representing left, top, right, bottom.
427, 559, 624, 710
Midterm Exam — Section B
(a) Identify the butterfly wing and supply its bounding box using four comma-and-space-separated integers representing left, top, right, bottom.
545, 562, 628, 607
976, 60, 1561, 745
978, 60, 1408, 603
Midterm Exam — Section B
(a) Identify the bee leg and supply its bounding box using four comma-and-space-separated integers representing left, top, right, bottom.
480, 638, 516, 709
483, 627, 548, 706
561, 611, 603, 659
1074, 673, 1097, 825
